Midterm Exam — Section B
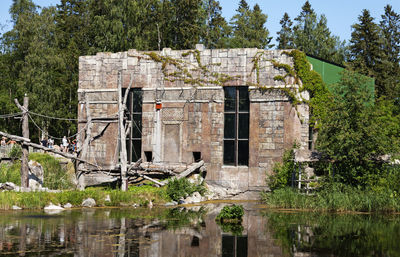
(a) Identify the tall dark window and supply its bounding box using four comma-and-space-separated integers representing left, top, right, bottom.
124, 88, 142, 163
224, 87, 249, 166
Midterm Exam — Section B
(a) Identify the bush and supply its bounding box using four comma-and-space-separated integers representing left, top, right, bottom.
268, 148, 296, 190
215, 204, 244, 223
8, 144, 22, 160
166, 177, 206, 201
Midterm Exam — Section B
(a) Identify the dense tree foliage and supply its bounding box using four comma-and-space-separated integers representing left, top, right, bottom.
230, 0, 272, 49
276, 12, 293, 50
276, 1, 347, 64
316, 70, 400, 187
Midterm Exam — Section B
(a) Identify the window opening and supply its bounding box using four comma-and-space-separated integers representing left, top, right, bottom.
124, 88, 142, 163
145, 151, 153, 162
223, 87, 249, 166
193, 152, 202, 162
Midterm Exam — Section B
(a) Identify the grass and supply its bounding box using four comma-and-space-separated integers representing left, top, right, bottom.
262, 186, 400, 213
0, 186, 170, 210
0, 153, 74, 189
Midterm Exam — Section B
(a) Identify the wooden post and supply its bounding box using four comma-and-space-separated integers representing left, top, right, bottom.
14, 96, 29, 188
118, 71, 128, 191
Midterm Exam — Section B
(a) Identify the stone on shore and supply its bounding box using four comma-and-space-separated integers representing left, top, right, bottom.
82, 198, 96, 207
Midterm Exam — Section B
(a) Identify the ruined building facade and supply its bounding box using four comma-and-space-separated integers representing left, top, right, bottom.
77, 45, 309, 190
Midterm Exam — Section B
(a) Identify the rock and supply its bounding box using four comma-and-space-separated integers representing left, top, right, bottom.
105, 194, 111, 202
132, 203, 139, 208
44, 203, 64, 213
44, 203, 64, 210
82, 198, 96, 207
178, 199, 185, 205
28, 160, 44, 190
188, 174, 204, 185
147, 200, 153, 208
164, 201, 178, 206
12, 205, 22, 210
63, 203, 73, 208
191, 192, 202, 203
0, 182, 16, 191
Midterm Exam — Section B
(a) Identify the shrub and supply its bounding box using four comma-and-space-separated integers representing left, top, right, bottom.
166, 177, 206, 201
8, 144, 22, 160
267, 149, 296, 190
215, 204, 244, 223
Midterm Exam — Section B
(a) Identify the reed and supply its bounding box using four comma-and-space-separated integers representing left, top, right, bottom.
262, 186, 400, 213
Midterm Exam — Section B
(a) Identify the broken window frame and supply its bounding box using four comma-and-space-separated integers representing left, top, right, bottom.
223, 86, 249, 166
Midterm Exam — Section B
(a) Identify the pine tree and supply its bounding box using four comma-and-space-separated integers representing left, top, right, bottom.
349, 9, 387, 97
293, 1, 346, 63
202, 0, 231, 49
380, 5, 400, 99
169, 0, 204, 49
230, 0, 271, 49
277, 12, 293, 49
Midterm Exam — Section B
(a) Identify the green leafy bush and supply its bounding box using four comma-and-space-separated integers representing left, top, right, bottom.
166, 177, 206, 201
8, 144, 22, 160
268, 149, 296, 190
215, 204, 244, 223
218, 222, 244, 236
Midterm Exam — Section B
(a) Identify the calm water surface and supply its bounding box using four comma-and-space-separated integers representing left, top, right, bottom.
1, 201, 400, 256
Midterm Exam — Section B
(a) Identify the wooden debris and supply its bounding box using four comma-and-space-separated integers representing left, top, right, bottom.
0, 130, 102, 169
177, 160, 204, 179
0, 131, 30, 143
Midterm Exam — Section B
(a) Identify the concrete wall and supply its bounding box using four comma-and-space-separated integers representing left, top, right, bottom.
78, 45, 309, 190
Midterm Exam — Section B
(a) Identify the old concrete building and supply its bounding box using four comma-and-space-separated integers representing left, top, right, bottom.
77, 44, 309, 191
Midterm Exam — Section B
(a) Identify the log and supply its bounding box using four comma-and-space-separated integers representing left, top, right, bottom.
127, 158, 142, 172
177, 160, 204, 179
127, 170, 165, 186
0, 130, 100, 169
118, 71, 128, 191
21, 141, 102, 169
0, 131, 30, 143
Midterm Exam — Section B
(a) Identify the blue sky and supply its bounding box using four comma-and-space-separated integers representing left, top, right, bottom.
1, 0, 400, 46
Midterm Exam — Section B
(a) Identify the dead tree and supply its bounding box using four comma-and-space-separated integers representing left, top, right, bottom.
14, 96, 29, 188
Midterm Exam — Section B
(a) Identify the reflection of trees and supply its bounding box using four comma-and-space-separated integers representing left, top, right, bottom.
0, 207, 209, 257
263, 211, 400, 257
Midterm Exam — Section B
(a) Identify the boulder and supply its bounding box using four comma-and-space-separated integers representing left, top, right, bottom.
188, 174, 204, 185
105, 195, 111, 202
82, 198, 96, 207
164, 201, 178, 206
28, 160, 44, 190
44, 203, 64, 210
63, 203, 73, 208
12, 205, 22, 210
0, 182, 16, 191
184, 192, 202, 204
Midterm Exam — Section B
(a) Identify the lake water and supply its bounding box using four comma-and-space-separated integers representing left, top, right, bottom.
1, 201, 400, 256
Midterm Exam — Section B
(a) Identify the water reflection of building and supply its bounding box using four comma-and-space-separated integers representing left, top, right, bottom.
0, 207, 285, 257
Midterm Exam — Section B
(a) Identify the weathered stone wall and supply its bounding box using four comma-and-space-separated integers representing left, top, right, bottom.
78, 45, 309, 190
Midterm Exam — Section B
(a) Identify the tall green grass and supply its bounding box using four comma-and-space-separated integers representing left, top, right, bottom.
0, 153, 74, 189
262, 185, 400, 213
0, 186, 170, 210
